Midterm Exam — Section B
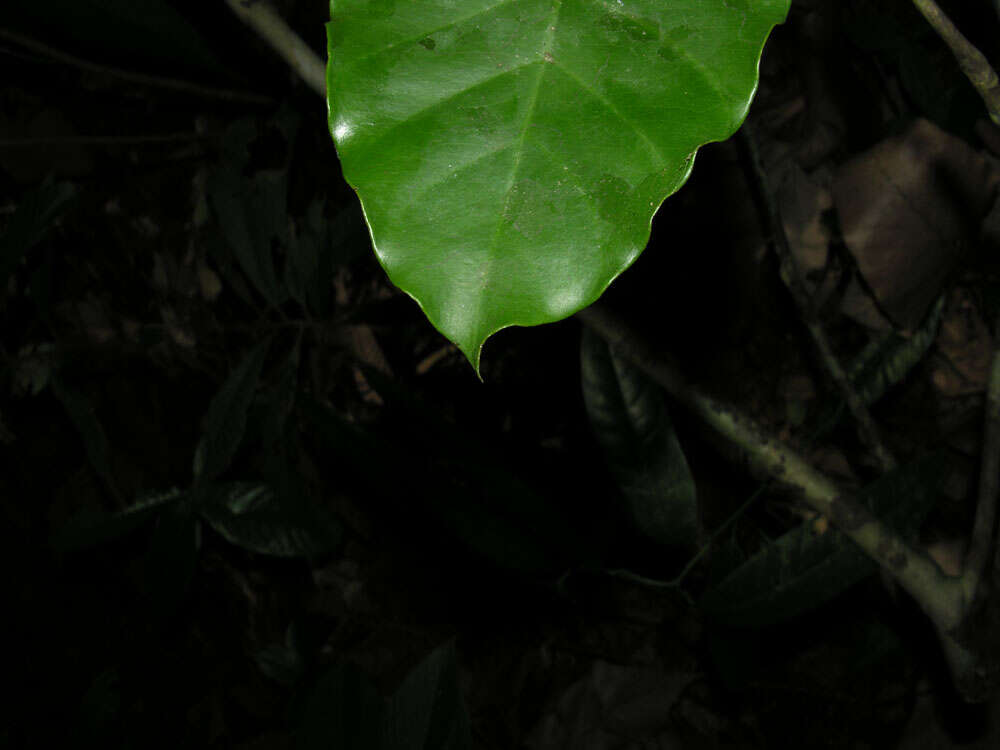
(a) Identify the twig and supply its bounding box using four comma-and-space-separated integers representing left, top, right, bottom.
911, 0, 1000, 125
737, 128, 897, 473
0, 28, 273, 105
223, 0, 326, 97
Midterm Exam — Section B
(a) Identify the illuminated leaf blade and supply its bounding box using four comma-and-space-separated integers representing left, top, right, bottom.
327, 0, 790, 371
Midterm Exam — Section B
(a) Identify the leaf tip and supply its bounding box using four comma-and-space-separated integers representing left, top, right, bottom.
457, 335, 486, 381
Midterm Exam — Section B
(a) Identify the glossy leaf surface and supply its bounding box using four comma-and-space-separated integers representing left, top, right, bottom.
327, 0, 790, 370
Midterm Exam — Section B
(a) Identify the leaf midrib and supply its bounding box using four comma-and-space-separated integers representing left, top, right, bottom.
477, 1, 563, 317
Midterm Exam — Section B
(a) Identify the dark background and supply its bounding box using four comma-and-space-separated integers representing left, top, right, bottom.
4, 0, 1000, 747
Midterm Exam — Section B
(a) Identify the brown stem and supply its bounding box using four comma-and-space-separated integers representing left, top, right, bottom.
911, 0, 1000, 125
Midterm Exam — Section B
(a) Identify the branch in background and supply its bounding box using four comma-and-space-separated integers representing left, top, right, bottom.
0, 28, 273, 105
575, 303, 1000, 699
911, 0, 1000, 125
223, 0, 326, 97
736, 128, 897, 474
577, 304, 953, 616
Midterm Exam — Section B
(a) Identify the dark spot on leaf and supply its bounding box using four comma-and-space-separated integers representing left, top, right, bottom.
665, 25, 692, 43
370, 0, 396, 18
419, 37, 436, 51
659, 26, 692, 62
591, 174, 631, 223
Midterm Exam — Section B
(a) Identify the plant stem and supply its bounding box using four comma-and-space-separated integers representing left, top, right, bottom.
737, 128, 897, 474
223, 0, 326, 97
911, 0, 1000, 125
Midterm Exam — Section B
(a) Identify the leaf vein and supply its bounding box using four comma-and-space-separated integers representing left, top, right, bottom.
548, 59, 664, 168
336, 0, 530, 71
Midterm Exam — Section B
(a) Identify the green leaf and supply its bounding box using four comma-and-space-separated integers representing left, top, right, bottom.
847, 293, 946, 408
383, 643, 472, 750
51, 376, 120, 500
51, 487, 184, 553
256, 624, 309, 686
581, 328, 697, 550
198, 482, 342, 558
296, 663, 384, 750
285, 201, 325, 314
699, 453, 946, 627
257, 343, 301, 451
0, 180, 74, 291
209, 154, 288, 307
327, 0, 790, 371
296, 643, 472, 750
813, 294, 946, 436
194, 337, 273, 483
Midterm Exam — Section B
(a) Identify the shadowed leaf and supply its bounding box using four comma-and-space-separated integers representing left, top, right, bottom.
0, 180, 75, 290
581, 328, 697, 551
194, 337, 273, 483
199, 481, 341, 558
51, 487, 185, 553
384, 642, 472, 750
51, 376, 120, 500
700, 453, 946, 627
